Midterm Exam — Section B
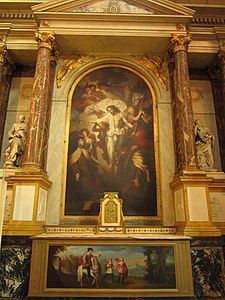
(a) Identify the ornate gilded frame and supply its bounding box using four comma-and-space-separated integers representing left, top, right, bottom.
61, 62, 161, 224
29, 237, 193, 298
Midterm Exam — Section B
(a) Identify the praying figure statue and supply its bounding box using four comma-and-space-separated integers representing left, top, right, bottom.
195, 119, 215, 171
4, 115, 27, 168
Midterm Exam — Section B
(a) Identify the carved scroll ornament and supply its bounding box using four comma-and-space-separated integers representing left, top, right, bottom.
56, 55, 95, 88
133, 55, 167, 89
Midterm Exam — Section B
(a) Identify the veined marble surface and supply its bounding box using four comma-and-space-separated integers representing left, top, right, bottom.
191, 246, 225, 298
158, 103, 175, 226
46, 101, 67, 224
0, 245, 31, 298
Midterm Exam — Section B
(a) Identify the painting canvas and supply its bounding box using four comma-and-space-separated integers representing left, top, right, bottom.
65, 66, 158, 217
47, 245, 176, 289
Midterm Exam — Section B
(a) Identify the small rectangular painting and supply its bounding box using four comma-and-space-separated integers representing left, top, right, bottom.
47, 245, 176, 289
64, 66, 158, 218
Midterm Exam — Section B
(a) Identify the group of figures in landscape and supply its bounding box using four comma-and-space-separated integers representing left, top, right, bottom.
47, 245, 176, 289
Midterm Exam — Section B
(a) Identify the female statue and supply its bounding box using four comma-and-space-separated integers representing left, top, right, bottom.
4, 115, 27, 168
195, 119, 215, 171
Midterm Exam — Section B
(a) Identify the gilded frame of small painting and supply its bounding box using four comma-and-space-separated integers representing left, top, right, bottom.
29, 238, 193, 298
61, 63, 161, 223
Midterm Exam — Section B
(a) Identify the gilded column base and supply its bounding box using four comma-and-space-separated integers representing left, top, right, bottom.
3, 221, 45, 236
170, 172, 221, 237
176, 222, 221, 237
3, 173, 52, 236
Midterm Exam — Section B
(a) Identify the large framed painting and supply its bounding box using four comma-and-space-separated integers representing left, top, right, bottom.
29, 238, 193, 297
62, 65, 160, 221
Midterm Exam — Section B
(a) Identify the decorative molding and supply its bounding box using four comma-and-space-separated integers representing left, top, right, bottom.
0, 11, 34, 20
132, 55, 167, 88
192, 17, 225, 26
190, 87, 203, 103
56, 54, 95, 88
45, 226, 176, 235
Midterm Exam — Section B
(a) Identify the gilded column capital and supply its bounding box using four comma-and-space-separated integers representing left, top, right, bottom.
218, 48, 225, 63
0, 45, 7, 63
171, 34, 191, 53
35, 31, 55, 51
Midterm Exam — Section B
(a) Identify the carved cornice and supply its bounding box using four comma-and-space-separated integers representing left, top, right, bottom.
133, 55, 167, 89
56, 54, 95, 88
35, 31, 55, 51
192, 17, 225, 27
171, 34, 191, 53
0, 11, 34, 20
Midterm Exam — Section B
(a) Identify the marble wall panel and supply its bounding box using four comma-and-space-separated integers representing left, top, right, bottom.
158, 103, 175, 226
46, 101, 67, 224
193, 113, 222, 171
191, 80, 215, 114
190, 79, 222, 171
0, 236, 32, 298
7, 77, 33, 111
187, 187, 209, 221
191, 245, 225, 298
210, 192, 225, 223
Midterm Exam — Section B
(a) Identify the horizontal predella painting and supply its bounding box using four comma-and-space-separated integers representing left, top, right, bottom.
47, 245, 176, 289
65, 66, 157, 217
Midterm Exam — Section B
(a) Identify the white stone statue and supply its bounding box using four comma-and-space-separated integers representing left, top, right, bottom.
4, 115, 27, 168
195, 119, 215, 171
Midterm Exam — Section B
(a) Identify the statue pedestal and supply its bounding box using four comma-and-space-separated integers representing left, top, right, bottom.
3, 172, 51, 236
170, 172, 221, 236
0, 168, 16, 245
207, 171, 225, 234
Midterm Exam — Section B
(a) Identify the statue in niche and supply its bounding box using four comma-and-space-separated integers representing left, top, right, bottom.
4, 115, 27, 168
195, 119, 216, 171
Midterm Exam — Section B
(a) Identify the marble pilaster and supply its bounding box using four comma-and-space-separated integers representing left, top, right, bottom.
23, 32, 55, 172
170, 34, 197, 172
0, 45, 13, 155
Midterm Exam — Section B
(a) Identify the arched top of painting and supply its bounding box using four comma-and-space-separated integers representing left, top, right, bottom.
69, 65, 155, 122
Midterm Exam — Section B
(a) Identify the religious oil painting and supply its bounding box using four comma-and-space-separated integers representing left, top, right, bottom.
47, 245, 176, 289
64, 66, 158, 217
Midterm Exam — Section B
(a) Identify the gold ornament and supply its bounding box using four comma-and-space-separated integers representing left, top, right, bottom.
171, 34, 191, 53
56, 55, 95, 88
133, 55, 167, 89
35, 31, 55, 51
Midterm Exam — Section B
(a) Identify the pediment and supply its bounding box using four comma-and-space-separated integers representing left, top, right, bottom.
32, 0, 195, 16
